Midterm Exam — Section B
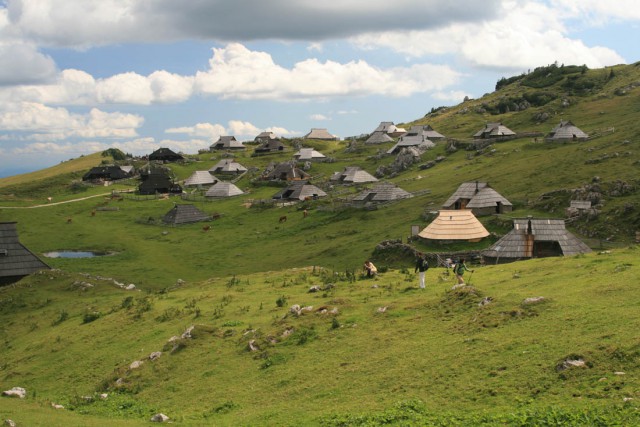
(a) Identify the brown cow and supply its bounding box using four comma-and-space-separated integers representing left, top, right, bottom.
279, 215, 287, 223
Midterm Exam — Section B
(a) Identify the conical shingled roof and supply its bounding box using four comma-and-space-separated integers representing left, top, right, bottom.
205, 182, 245, 198
184, 171, 218, 187
547, 120, 589, 141
418, 210, 489, 242
303, 128, 338, 140
365, 131, 394, 144
272, 181, 327, 201
482, 218, 591, 260
353, 182, 412, 202
330, 166, 378, 184
209, 159, 248, 174
294, 148, 326, 161
162, 205, 210, 225
0, 222, 50, 285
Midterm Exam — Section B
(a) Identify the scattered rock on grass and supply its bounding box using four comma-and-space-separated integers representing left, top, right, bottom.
129, 360, 144, 370
4, 419, 17, 427
557, 358, 587, 371
523, 296, 545, 305
150, 413, 170, 423
149, 352, 162, 361
377, 306, 388, 313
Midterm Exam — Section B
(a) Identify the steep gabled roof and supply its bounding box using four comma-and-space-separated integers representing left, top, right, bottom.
547, 120, 589, 140
209, 159, 248, 174
82, 165, 130, 181
149, 147, 184, 161
255, 131, 277, 141
184, 171, 218, 187
418, 210, 489, 241
303, 128, 338, 140
422, 124, 446, 140
139, 173, 181, 195
205, 181, 245, 198
0, 222, 50, 284
263, 162, 310, 181
386, 125, 435, 153
365, 131, 394, 144
442, 182, 488, 207
473, 122, 516, 138
465, 187, 513, 209
162, 204, 210, 225
330, 166, 378, 184
294, 148, 326, 161
211, 136, 245, 150
353, 182, 412, 202
482, 218, 592, 259
272, 181, 327, 201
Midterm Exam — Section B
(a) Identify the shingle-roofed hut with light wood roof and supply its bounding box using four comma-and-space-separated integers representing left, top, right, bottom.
418, 210, 489, 242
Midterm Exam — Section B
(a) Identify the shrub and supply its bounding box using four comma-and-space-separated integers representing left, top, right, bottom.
83, 311, 101, 324
276, 295, 287, 308
52, 310, 69, 326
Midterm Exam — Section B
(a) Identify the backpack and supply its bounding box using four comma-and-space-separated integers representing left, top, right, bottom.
455, 263, 464, 274
422, 259, 429, 270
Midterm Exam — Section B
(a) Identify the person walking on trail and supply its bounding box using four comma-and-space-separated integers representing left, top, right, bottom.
363, 260, 377, 278
454, 258, 474, 285
414, 253, 429, 289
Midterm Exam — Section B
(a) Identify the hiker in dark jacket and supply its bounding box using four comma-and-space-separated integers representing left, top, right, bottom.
415, 253, 429, 289
454, 258, 473, 285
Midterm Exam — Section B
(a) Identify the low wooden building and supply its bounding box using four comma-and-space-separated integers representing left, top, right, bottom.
352, 182, 412, 205
205, 182, 245, 198
294, 148, 326, 162
0, 222, 50, 285
209, 159, 248, 175
303, 128, 338, 141
162, 204, 210, 225
330, 167, 378, 184
546, 120, 589, 142
272, 181, 327, 201
149, 147, 184, 162
482, 218, 592, 263
262, 162, 310, 181
82, 165, 133, 182
210, 136, 246, 151
473, 122, 516, 139
418, 210, 489, 242
442, 181, 512, 216
183, 171, 218, 188
387, 125, 436, 154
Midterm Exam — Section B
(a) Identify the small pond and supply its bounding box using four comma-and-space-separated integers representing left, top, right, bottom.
43, 251, 112, 259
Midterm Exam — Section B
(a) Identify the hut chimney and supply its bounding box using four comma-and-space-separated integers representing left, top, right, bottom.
475, 180, 479, 194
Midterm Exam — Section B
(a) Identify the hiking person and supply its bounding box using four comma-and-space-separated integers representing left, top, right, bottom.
363, 260, 377, 278
454, 258, 474, 285
414, 253, 429, 289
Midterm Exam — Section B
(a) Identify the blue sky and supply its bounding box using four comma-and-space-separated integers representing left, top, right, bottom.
0, 0, 637, 177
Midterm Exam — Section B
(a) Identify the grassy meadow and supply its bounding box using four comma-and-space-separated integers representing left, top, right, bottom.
1, 62, 640, 425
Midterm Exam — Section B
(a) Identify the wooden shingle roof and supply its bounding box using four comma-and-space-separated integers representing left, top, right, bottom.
162, 205, 210, 225
303, 128, 338, 140
482, 218, 592, 259
294, 148, 326, 161
365, 131, 394, 144
184, 171, 218, 187
209, 159, 248, 174
547, 120, 589, 141
272, 181, 327, 201
330, 167, 378, 184
418, 210, 489, 241
353, 182, 412, 202
0, 222, 49, 284
205, 182, 245, 198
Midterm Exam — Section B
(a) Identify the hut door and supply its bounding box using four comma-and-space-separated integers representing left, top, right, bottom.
496, 201, 502, 214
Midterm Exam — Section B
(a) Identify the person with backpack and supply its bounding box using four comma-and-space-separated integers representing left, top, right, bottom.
454, 258, 474, 285
414, 253, 429, 289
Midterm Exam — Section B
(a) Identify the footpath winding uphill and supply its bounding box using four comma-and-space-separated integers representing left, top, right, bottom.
0, 193, 111, 209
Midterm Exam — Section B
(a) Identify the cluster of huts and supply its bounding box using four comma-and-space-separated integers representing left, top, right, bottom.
2, 119, 596, 285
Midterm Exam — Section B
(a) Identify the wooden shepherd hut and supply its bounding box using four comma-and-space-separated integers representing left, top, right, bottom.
473, 122, 516, 139
209, 159, 248, 175
183, 171, 218, 188
386, 125, 436, 154
262, 162, 310, 181
442, 181, 512, 216
482, 218, 592, 263
303, 128, 338, 141
162, 204, 210, 225
330, 167, 378, 184
149, 147, 184, 162
210, 136, 246, 151
294, 148, 326, 162
546, 120, 589, 142
0, 222, 50, 285
352, 182, 412, 205
418, 210, 489, 242
272, 181, 327, 201
205, 182, 245, 198
82, 165, 132, 182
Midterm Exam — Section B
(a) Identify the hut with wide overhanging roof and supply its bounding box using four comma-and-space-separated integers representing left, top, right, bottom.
183, 171, 218, 188
386, 125, 436, 154
482, 217, 591, 263
254, 134, 285, 153
546, 120, 589, 142
82, 165, 133, 182
205, 181, 245, 198
210, 136, 246, 151
473, 122, 516, 139
149, 147, 184, 162
294, 148, 326, 162
0, 222, 50, 285
421, 124, 446, 141
442, 181, 513, 216
272, 181, 327, 201
254, 131, 278, 144
330, 166, 378, 184
418, 210, 489, 243
303, 128, 339, 141
262, 162, 310, 181
365, 131, 394, 144
352, 182, 412, 205
162, 204, 210, 225
209, 159, 248, 175
138, 172, 182, 195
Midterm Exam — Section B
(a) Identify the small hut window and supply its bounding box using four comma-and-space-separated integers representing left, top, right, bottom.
0, 249, 8, 256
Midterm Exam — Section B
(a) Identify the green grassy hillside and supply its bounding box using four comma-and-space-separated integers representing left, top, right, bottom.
1, 62, 640, 425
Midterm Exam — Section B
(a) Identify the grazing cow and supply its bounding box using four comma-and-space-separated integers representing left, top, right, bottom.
66, 217, 72, 224
47, 197, 52, 203
279, 215, 287, 223
91, 210, 96, 217
303, 209, 308, 218
202, 225, 211, 232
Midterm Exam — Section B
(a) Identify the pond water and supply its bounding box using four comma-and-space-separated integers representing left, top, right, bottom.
43, 251, 110, 259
